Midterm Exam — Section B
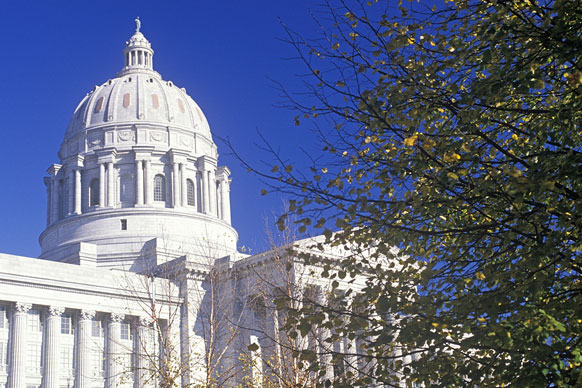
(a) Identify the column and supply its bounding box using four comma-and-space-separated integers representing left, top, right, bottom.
315, 289, 334, 381
219, 179, 231, 223
68, 169, 75, 215
74, 169, 82, 214
180, 163, 187, 207
106, 313, 124, 388
266, 297, 283, 385
144, 160, 152, 205
135, 317, 152, 387
77, 310, 96, 388
208, 169, 217, 216
172, 162, 180, 207
107, 162, 114, 207
7, 302, 31, 388
201, 170, 209, 214
45, 306, 65, 388
51, 178, 59, 223
99, 163, 106, 207
343, 296, 359, 379
136, 160, 144, 205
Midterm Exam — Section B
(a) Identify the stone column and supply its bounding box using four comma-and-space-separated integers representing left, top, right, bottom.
107, 162, 115, 207
77, 310, 96, 388
136, 160, 144, 205
106, 313, 124, 388
144, 160, 152, 205
180, 163, 187, 207
68, 168, 75, 215
219, 179, 231, 224
315, 289, 334, 381
201, 170, 209, 214
135, 317, 152, 387
74, 168, 82, 214
208, 169, 217, 216
45, 306, 65, 388
51, 178, 59, 223
172, 162, 180, 207
8, 302, 31, 388
99, 163, 106, 208
266, 297, 283, 385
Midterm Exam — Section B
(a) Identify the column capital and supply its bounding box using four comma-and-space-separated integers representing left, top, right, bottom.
46, 163, 62, 177
110, 312, 125, 323
80, 309, 96, 321
138, 316, 153, 327
48, 306, 65, 317
14, 302, 32, 314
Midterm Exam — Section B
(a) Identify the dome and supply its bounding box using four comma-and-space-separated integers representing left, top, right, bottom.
41, 21, 236, 270
61, 28, 213, 160
65, 73, 212, 139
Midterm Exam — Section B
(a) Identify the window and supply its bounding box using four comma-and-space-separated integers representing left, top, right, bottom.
0, 305, 6, 329
60, 346, 73, 372
123, 93, 131, 108
0, 341, 7, 369
89, 178, 99, 206
187, 179, 195, 206
152, 94, 159, 109
121, 219, 127, 230
154, 174, 165, 202
27, 343, 41, 374
121, 322, 133, 340
27, 309, 41, 332
61, 315, 72, 335
120, 173, 133, 203
94, 97, 104, 113
91, 319, 103, 337
91, 350, 104, 374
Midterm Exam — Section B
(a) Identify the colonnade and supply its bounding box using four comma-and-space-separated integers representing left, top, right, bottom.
46, 157, 231, 225
3, 302, 155, 388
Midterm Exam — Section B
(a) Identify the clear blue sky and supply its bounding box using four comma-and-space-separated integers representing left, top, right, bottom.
0, 0, 322, 257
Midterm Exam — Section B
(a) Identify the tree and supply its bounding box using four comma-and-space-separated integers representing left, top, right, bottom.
240, 0, 582, 386
117, 235, 250, 388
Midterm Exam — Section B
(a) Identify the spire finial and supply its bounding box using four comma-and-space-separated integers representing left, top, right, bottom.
135, 17, 141, 33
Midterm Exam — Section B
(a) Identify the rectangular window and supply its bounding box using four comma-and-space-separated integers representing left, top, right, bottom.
60, 346, 73, 372
61, 315, 72, 335
0, 305, 6, 329
121, 219, 127, 230
91, 350, 105, 374
27, 309, 41, 332
120, 322, 132, 340
91, 319, 103, 337
0, 341, 7, 369
27, 343, 41, 374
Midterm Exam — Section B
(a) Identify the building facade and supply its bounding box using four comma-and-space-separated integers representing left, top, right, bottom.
0, 22, 364, 388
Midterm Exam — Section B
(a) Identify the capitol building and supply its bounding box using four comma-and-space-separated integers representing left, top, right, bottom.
0, 21, 368, 388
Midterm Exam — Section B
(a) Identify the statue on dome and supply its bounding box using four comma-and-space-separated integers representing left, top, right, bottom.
135, 17, 141, 33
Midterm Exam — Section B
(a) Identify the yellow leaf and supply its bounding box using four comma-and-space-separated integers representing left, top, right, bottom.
403, 135, 418, 147
476, 272, 486, 280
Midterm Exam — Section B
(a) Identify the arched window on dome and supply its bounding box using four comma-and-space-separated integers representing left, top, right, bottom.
186, 179, 195, 207
154, 175, 166, 202
94, 97, 104, 113
89, 179, 99, 207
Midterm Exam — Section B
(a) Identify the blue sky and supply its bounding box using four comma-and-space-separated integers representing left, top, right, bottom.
0, 0, 323, 257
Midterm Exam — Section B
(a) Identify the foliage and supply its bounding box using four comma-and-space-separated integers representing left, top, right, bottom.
251, 0, 582, 386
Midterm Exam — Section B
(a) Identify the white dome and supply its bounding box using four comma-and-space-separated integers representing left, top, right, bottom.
66, 73, 212, 137
41, 24, 235, 270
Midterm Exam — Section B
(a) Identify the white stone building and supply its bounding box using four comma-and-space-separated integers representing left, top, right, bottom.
0, 22, 364, 388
